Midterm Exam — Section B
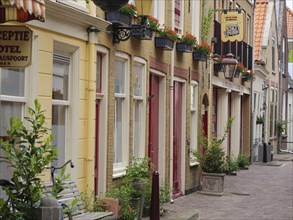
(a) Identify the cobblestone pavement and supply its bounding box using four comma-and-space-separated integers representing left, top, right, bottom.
157, 154, 293, 220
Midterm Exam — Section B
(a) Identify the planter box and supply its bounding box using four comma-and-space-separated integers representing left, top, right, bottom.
176, 42, 193, 53
131, 25, 153, 40
214, 63, 223, 72
105, 12, 132, 26
192, 51, 207, 61
241, 75, 251, 82
201, 172, 225, 196
155, 37, 174, 50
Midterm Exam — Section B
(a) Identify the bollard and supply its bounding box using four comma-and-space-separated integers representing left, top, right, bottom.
150, 171, 160, 220
263, 142, 267, 163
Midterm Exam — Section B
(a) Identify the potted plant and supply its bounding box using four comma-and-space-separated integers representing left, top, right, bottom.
105, 3, 137, 26
176, 32, 197, 53
0, 100, 58, 219
242, 69, 254, 82
193, 41, 213, 61
155, 27, 179, 50
224, 156, 239, 175
235, 62, 246, 78
148, 16, 160, 31
193, 117, 234, 196
237, 154, 250, 170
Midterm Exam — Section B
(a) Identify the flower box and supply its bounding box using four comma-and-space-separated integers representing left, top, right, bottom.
131, 25, 153, 40
241, 74, 251, 82
214, 63, 223, 72
176, 42, 193, 53
192, 51, 207, 61
155, 37, 174, 50
105, 11, 132, 26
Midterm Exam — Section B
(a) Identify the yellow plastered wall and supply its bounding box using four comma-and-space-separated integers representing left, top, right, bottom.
31, 27, 91, 192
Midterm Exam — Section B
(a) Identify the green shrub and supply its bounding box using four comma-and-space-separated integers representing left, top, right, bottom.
224, 156, 239, 174
237, 154, 250, 167
0, 100, 58, 220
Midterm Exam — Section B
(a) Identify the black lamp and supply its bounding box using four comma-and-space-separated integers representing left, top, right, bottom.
221, 52, 238, 80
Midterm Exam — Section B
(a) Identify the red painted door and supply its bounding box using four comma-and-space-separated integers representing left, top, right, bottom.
149, 74, 159, 170
228, 93, 231, 155
173, 81, 182, 195
94, 101, 100, 194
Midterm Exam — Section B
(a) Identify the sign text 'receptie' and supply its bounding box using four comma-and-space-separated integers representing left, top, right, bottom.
0, 31, 30, 41
0, 26, 32, 68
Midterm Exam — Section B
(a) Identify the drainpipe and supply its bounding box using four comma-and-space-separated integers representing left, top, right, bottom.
250, 0, 256, 164
169, 0, 175, 201
86, 1, 97, 191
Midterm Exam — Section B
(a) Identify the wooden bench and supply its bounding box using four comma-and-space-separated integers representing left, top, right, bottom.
43, 181, 113, 220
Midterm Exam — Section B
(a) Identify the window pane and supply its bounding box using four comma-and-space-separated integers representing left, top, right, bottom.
133, 100, 142, 157
52, 105, 66, 168
115, 60, 125, 94
0, 101, 22, 136
133, 64, 143, 97
1, 68, 25, 96
115, 98, 123, 163
53, 55, 69, 100
0, 101, 22, 197
96, 53, 102, 93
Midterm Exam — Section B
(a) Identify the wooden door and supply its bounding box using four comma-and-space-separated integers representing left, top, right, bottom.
94, 101, 100, 194
149, 74, 159, 170
173, 81, 182, 195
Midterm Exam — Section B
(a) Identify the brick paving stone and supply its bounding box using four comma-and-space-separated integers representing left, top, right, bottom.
150, 154, 293, 220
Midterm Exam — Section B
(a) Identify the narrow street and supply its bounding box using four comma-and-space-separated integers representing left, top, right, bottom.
160, 155, 293, 220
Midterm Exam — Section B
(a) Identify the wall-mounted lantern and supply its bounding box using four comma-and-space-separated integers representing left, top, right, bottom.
221, 52, 238, 80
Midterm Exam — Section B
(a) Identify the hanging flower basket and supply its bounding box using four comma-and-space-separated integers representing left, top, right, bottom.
131, 25, 153, 40
92, 0, 128, 12
241, 74, 251, 82
155, 37, 174, 50
176, 42, 193, 53
192, 51, 207, 61
105, 11, 132, 26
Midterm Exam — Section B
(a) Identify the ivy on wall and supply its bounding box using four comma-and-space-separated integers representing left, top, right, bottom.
201, 0, 213, 42
289, 49, 293, 62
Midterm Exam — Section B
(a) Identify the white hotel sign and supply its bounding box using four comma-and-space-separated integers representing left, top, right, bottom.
0, 26, 32, 68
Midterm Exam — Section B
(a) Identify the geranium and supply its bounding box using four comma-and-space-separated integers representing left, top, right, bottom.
148, 16, 160, 31
180, 32, 197, 46
214, 56, 224, 64
158, 26, 179, 42
120, 3, 137, 17
236, 62, 246, 73
194, 42, 213, 56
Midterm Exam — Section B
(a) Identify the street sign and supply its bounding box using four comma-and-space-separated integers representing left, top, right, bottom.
0, 25, 32, 68
221, 11, 244, 42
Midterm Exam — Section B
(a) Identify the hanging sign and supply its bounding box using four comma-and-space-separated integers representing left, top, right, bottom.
0, 26, 32, 68
220, 11, 244, 42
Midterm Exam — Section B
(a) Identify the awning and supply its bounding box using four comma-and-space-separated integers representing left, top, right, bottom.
0, 0, 45, 23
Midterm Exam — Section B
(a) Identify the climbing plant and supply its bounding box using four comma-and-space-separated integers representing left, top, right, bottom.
201, 0, 213, 42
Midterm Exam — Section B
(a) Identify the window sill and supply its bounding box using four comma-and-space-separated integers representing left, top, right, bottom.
112, 168, 126, 179
190, 161, 200, 167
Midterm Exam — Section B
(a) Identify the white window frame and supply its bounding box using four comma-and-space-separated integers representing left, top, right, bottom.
52, 42, 79, 182
153, 0, 165, 26
113, 52, 130, 178
190, 81, 199, 167
174, 0, 184, 34
132, 57, 146, 158
56, 0, 89, 12
191, 0, 200, 40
